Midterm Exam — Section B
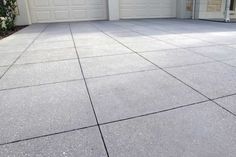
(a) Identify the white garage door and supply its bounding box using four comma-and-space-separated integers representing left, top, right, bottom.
28, 0, 108, 23
120, 0, 177, 19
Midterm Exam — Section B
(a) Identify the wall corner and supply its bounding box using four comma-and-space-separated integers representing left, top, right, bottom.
108, 0, 120, 20
16, 0, 31, 26
176, 0, 193, 19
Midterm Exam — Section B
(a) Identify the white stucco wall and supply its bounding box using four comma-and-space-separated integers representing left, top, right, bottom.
177, 0, 193, 18
196, 0, 236, 19
198, 0, 225, 19
15, 0, 31, 25
108, 0, 120, 20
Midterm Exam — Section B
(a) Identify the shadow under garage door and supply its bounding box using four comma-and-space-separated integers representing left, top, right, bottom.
28, 0, 108, 23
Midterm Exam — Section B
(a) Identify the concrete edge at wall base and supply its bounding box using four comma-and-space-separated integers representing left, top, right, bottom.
198, 18, 236, 23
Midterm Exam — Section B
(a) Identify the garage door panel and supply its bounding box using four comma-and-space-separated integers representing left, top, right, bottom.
120, 0, 177, 19
52, 0, 69, 6
120, 0, 146, 5
71, 0, 86, 5
29, 0, 107, 23
54, 10, 70, 20
35, 11, 52, 21
33, 0, 50, 7
88, 0, 105, 5
88, 10, 106, 18
71, 10, 87, 19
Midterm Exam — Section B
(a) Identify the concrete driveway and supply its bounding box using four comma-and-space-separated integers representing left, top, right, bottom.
0, 19, 236, 156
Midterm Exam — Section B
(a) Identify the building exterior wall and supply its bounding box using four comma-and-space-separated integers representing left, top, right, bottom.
15, 0, 194, 25
197, 0, 225, 19
108, 0, 120, 20
110, 0, 192, 20
177, 0, 193, 18
196, 0, 236, 20
16, 0, 31, 25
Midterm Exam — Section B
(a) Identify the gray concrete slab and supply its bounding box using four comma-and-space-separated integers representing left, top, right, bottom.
160, 37, 213, 48
0, 60, 82, 90
77, 43, 132, 58
72, 32, 107, 39
0, 53, 20, 66
221, 59, 236, 67
92, 22, 128, 33
120, 37, 157, 45
4, 24, 44, 40
101, 102, 236, 157
0, 24, 47, 56
44, 23, 70, 33
81, 54, 156, 78
123, 40, 177, 52
70, 23, 99, 34
0, 127, 107, 157
182, 33, 211, 39
185, 33, 236, 45
87, 70, 206, 123
107, 31, 146, 38
0, 38, 33, 47
108, 31, 156, 43
130, 29, 167, 37
140, 49, 214, 68
16, 24, 47, 34
228, 44, 236, 49
75, 37, 118, 47
0, 66, 8, 77
1, 19, 236, 156
35, 33, 73, 43
28, 41, 74, 51
0, 45, 29, 54
215, 95, 236, 115
0, 80, 96, 144
16, 48, 77, 65
0, 24, 47, 53
167, 62, 236, 99
188, 45, 236, 61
